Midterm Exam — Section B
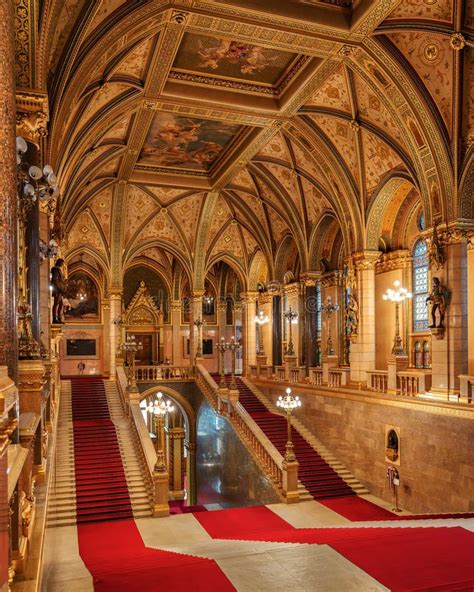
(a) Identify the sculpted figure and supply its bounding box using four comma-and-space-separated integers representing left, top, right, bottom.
426, 277, 447, 328
345, 292, 359, 338
51, 258, 67, 324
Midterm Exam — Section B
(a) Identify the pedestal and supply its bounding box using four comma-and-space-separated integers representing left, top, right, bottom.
387, 355, 408, 394
322, 355, 338, 383
153, 470, 170, 517
284, 355, 297, 380
282, 459, 299, 503
256, 354, 268, 367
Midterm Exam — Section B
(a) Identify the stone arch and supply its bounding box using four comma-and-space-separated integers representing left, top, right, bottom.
139, 385, 196, 443
459, 152, 474, 221
308, 212, 339, 271
366, 175, 419, 251
205, 254, 248, 293
274, 234, 301, 283
248, 250, 269, 291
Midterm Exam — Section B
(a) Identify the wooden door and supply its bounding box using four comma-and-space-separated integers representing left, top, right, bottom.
136, 334, 153, 365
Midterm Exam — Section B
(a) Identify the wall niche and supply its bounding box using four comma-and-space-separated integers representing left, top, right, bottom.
385, 425, 400, 465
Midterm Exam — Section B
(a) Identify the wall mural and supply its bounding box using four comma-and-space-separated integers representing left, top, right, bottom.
64, 272, 100, 321
138, 112, 242, 171
173, 33, 297, 85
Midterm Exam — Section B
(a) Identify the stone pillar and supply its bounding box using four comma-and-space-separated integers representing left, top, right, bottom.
186, 442, 197, 505
233, 300, 243, 374
468, 236, 474, 375
430, 230, 469, 396
168, 427, 185, 499
256, 291, 272, 366
283, 283, 302, 362
217, 300, 226, 341
102, 298, 110, 377
320, 272, 342, 360
272, 292, 282, 367
190, 292, 203, 364
171, 301, 181, 365
241, 291, 258, 374
301, 274, 320, 371
0, 0, 18, 383
109, 291, 122, 379
350, 251, 380, 384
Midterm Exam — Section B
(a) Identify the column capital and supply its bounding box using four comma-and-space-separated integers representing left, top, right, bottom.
240, 291, 259, 304
351, 250, 380, 270
108, 289, 123, 300
300, 272, 321, 287
320, 271, 343, 288
283, 282, 303, 297
375, 249, 412, 274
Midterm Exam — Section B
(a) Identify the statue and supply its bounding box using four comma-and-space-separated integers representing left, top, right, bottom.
345, 292, 359, 340
426, 277, 447, 328
51, 258, 67, 324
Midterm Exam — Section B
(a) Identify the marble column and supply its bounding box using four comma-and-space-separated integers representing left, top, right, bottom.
171, 300, 181, 365
283, 283, 302, 364
241, 291, 258, 374
272, 292, 282, 367
109, 291, 122, 379
430, 230, 468, 396
0, 0, 18, 383
190, 292, 203, 364
468, 235, 474, 375
257, 291, 273, 365
102, 298, 110, 377
168, 427, 185, 499
350, 251, 380, 384
301, 275, 320, 371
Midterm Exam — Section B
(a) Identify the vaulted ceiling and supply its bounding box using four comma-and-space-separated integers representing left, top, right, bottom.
16, 0, 474, 289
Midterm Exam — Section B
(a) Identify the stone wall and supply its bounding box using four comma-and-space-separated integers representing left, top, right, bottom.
260, 385, 474, 513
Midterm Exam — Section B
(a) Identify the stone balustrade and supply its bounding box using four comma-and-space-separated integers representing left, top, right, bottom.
397, 370, 432, 397
459, 375, 474, 404
328, 367, 350, 388
135, 365, 194, 382
366, 370, 388, 393
308, 367, 324, 386
194, 364, 297, 503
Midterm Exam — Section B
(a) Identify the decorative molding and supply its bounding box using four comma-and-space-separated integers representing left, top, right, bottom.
375, 250, 412, 274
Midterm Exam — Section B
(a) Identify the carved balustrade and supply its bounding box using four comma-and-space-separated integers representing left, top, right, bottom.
135, 365, 194, 382
366, 370, 388, 393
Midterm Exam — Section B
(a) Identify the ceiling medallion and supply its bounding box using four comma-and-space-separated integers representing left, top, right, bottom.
420, 41, 442, 66
422, 0, 437, 5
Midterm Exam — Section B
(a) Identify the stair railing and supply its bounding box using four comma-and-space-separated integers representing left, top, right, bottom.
194, 364, 298, 502
135, 365, 194, 382
116, 367, 155, 512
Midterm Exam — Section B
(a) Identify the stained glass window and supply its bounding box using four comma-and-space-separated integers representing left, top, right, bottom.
412, 239, 429, 332
316, 282, 322, 337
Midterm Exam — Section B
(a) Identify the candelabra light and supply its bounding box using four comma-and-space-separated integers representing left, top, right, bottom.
254, 309, 269, 355
320, 296, 339, 355
283, 307, 298, 356
120, 334, 142, 392
147, 392, 174, 472
16, 136, 59, 218
193, 317, 204, 359
276, 387, 302, 462
383, 280, 412, 356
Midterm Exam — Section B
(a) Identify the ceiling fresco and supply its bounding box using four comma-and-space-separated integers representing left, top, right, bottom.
172, 33, 299, 86
138, 113, 243, 172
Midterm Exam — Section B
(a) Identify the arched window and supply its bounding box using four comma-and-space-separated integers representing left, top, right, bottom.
412, 239, 429, 332
316, 281, 322, 338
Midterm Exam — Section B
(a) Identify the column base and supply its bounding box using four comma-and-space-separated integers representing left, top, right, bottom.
322, 355, 338, 383
153, 470, 170, 517
256, 354, 268, 366
387, 354, 408, 394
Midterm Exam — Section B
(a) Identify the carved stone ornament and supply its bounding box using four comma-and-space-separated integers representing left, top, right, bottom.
428, 222, 445, 270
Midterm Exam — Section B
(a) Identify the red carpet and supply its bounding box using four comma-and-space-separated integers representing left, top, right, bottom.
194, 505, 474, 591
320, 495, 474, 523
71, 378, 133, 524
78, 519, 235, 592
212, 375, 354, 499
70, 378, 234, 591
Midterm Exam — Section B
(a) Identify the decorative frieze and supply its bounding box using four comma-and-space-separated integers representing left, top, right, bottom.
375, 250, 412, 274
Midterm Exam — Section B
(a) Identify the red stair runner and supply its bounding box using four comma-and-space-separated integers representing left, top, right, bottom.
71, 378, 133, 524
212, 375, 354, 500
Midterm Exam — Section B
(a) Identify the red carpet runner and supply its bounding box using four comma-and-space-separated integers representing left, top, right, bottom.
194, 505, 474, 591
71, 378, 133, 523
70, 377, 234, 591
213, 375, 354, 499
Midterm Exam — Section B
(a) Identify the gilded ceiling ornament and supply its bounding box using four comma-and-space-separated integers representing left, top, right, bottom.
349, 119, 360, 133
449, 33, 465, 51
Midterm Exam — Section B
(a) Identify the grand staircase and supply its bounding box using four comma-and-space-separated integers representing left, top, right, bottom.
47, 377, 152, 527
214, 374, 368, 500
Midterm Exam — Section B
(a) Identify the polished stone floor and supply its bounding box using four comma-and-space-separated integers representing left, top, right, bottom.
41, 495, 474, 592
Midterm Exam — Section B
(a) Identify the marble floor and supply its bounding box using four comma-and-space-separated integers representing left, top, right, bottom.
41, 495, 474, 592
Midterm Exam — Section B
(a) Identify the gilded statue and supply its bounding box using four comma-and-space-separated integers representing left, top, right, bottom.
426, 277, 447, 328
345, 292, 359, 340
